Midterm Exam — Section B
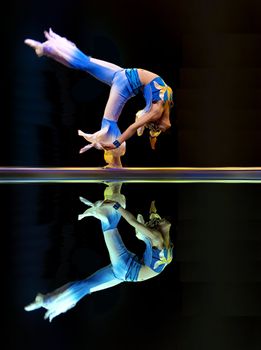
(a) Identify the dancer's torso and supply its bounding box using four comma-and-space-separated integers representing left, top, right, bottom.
136, 239, 173, 281
137, 69, 159, 85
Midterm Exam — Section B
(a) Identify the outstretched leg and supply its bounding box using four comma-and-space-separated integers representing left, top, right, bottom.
25, 29, 132, 167
79, 199, 135, 278
25, 28, 122, 86
25, 205, 133, 322
25, 264, 122, 322
26, 192, 126, 321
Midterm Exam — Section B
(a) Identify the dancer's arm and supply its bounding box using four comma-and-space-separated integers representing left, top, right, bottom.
104, 201, 163, 244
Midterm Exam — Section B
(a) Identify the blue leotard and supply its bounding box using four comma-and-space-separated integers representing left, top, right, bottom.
125, 68, 173, 115
142, 237, 173, 273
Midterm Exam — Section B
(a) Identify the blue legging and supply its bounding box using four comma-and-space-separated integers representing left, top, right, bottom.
40, 210, 140, 321
65, 48, 135, 122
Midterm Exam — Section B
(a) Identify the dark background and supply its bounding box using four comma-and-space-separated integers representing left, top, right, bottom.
1, 1, 261, 349
2, 0, 261, 167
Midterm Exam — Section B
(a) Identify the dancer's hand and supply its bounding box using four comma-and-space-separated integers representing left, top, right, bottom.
100, 142, 116, 151
103, 199, 117, 206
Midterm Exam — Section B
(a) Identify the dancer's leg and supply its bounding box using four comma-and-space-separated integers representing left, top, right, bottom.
24, 208, 136, 321
103, 85, 129, 121
102, 228, 135, 279
25, 30, 133, 167
24, 227, 132, 321
25, 29, 123, 85
98, 118, 126, 167
25, 264, 122, 322
81, 203, 134, 278
87, 57, 123, 85
97, 70, 134, 165
102, 68, 135, 121
26, 30, 134, 114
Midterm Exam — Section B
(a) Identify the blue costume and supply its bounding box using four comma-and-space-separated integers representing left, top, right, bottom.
67, 48, 173, 121
25, 30, 173, 158
25, 206, 173, 322
125, 236, 174, 281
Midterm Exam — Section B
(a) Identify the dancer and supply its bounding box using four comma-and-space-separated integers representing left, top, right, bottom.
24, 191, 173, 322
24, 28, 174, 167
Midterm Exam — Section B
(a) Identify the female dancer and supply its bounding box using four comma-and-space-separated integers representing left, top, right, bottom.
24, 197, 173, 322
25, 29, 173, 167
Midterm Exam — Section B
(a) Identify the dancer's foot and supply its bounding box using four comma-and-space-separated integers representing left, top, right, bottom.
24, 293, 44, 311
24, 39, 44, 57
78, 127, 109, 153
78, 198, 121, 230
79, 196, 94, 206
78, 200, 114, 220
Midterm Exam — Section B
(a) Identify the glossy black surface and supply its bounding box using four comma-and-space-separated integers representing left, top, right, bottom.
2, 183, 261, 350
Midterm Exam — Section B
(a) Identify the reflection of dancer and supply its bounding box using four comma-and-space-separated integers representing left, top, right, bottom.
24, 28, 174, 167
24, 190, 173, 322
